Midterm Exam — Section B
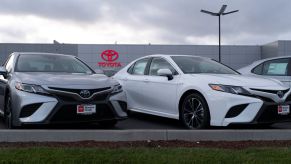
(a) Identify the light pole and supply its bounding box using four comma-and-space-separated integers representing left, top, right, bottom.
201, 5, 238, 62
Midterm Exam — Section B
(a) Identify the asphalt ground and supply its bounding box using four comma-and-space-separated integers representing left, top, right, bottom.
0, 111, 290, 130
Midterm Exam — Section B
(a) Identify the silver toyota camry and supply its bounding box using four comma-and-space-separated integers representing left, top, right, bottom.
0, 52, 127, 128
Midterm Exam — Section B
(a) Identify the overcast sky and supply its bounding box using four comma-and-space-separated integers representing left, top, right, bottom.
0, 0, 290, 45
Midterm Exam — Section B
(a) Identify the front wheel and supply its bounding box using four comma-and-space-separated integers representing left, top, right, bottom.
180, 93, 210, 129
4, 95, 15, 129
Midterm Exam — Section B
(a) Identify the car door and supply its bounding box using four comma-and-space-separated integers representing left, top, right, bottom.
121, 58, 151, 110
0, 54, 14, 114
141, 57, 180, 117
252, 58, 290, 87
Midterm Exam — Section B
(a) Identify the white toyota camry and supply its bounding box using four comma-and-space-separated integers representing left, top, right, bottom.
114, 55, 291, 129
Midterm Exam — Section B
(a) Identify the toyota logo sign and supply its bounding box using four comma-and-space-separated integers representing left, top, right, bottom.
98, 49, 122, 67
101, 50, 119, 62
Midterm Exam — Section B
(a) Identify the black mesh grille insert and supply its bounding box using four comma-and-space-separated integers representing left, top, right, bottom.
225, 104, 248, 118
20, 103, 42, 118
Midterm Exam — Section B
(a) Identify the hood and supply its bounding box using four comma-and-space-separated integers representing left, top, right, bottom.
191, 74, 287, 90
14, 72, 117, 88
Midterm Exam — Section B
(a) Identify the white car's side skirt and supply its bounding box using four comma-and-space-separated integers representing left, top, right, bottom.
129, 108, 179, 120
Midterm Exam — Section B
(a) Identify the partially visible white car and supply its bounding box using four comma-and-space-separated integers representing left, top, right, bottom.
114, 54, 291, 129
238, 56, 291, 87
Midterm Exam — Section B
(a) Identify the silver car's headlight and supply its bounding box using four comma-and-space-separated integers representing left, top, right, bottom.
209, 84, 251, 96
15, 82, 49, 95
111, 84, 123, 94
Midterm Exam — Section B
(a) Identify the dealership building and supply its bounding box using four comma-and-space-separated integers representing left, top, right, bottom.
0, 40, 290, 71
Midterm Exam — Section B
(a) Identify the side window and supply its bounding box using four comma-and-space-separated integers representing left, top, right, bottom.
262, 58, 289, 76
149, 58, 177, 76
132, 58, 149, 75
252, 63, 263, 75
127, 63, 135, 74
4, 55, 15, 72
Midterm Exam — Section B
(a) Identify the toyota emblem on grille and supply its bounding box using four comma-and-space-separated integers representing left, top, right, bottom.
277, 91, 284, 98
80, 90, 91, 98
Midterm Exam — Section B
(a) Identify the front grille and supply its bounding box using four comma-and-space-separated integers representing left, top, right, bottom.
255, 105, 291, 123
50, 104, 115, 123
47, 86, 111, 102
48, 87, 111, 95
52, 92, 109, 102
247, 95, 275, 103
250, 88, 290, 95
255, 96, 275, 103
20, 103, 42, 118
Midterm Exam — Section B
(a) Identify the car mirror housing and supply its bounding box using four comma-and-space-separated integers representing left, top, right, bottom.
157, 68, 173, 80
0, 67, 7, 78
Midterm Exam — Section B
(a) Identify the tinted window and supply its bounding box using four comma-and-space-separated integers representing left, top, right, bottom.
262, 58, 289, 76
132, 58, 149, 75
252, 63, 263, 75
171, 56, 238, 74
149, 58, 177, 76
16, 54, 93, 74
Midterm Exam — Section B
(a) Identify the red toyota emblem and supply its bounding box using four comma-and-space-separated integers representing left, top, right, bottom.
101, 50, 119, 62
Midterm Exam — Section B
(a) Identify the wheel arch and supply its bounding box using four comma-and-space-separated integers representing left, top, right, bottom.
178, 89, 210, 117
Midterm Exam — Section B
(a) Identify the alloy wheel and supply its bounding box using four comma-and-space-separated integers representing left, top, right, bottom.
181, 94, 209, 129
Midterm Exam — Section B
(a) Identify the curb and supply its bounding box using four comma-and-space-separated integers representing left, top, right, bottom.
0, 130, 291, 142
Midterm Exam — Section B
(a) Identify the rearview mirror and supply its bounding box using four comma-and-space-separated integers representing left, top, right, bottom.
0, 67, 7, 78
157, 69, 173, 80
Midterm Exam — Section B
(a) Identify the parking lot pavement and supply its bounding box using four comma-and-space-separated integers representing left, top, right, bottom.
0, 112, 290, 129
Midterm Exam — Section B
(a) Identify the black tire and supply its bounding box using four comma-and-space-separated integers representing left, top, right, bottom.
98, 120, 117, 128
180, 93, 210, 129
4, 94, 15, 129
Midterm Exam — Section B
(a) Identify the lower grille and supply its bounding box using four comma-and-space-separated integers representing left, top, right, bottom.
256, 105, 291, 123
50, 104, 115, 123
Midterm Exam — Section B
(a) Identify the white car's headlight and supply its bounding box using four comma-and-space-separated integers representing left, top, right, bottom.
15, 82, 49, 95
111, 84, 123, 94
209, 84, 251, 96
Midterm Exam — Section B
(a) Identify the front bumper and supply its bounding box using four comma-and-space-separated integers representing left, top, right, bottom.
11, 89, 127, 126
206, 89, 291, 126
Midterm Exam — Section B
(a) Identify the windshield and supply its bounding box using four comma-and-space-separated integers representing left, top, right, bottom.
171, 56, 238, 74
15, 54, 93, 74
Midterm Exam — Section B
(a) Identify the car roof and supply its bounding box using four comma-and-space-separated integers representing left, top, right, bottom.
13, 52, 75, 57
144, 54, 212, 60
253, 56, 291, 64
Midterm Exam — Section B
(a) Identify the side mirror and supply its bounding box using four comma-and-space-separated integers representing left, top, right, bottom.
0, 67, 7, 78
94, 69, 104, 74
157, 68, 173, 80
